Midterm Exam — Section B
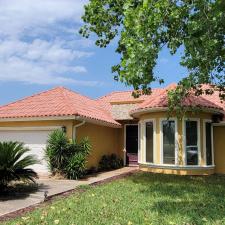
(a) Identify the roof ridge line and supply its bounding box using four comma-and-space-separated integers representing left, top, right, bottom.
97, 87, 162, 101
59, 86, 97, 101
0, 86, 61, 110
60, 87, 118, 122
59, 88, 78, 116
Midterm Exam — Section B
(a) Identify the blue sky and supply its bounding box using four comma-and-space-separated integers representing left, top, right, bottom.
0, 0, 187, 105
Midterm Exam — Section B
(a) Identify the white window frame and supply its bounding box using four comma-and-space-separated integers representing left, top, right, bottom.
143, 119, 156, 164
160, 118, 178, 165
183, 118, 201, 166
138, 121, 141, 164
203, 119, 214, 166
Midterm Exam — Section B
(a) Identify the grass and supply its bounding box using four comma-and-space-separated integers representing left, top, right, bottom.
3, 172, 225, 225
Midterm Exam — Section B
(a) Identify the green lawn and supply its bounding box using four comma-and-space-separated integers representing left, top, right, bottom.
4, 172, 225, 225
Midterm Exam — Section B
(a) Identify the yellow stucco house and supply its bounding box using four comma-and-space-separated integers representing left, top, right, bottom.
0, 84, 224, 176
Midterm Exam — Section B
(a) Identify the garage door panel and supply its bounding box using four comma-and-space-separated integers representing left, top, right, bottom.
0, 130, 51, 144
0, 130, 53, 175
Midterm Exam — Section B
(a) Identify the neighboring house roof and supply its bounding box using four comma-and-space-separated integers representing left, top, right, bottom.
0, 87, 121, 127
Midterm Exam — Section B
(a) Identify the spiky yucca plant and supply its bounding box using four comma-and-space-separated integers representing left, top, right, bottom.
0, 141, 39, 188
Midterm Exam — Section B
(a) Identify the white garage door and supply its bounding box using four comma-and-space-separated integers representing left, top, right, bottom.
0, 128, 56, 175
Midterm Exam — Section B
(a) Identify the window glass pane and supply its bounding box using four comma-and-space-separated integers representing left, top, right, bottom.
206, 122, 212, 165
186, 121, 198, 165
186, 121, 197, 146
146, 122, 153, 163
163, 120, 175, 164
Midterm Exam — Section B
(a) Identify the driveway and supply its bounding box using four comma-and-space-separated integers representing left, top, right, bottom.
0, 179, 79, 217
0, 167, 137, 217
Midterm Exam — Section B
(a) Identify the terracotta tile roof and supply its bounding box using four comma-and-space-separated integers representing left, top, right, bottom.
98, 90, 150, 103
0, 87, 121, 127
0, 84, 224, 124
200, 84, 225, 120
97, 88, 162, 111
131, 84, 224, 115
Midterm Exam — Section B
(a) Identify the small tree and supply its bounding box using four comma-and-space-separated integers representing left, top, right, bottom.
0, 141, 38, 189
80, 0, 225, 113
45, 129, 69, 174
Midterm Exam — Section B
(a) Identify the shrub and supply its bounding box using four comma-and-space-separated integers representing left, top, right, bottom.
65, 138, 91, 179
45, 130, 91, 179
45, 129, 69, 174
0, 141, 39, 189
65, 152, 87, 179
98, 154, 123, 171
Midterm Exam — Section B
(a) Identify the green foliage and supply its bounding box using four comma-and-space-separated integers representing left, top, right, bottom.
65, 138, 91, 179
65, 153, 87, 179
80, 0, 225, 111
98, 154, 123, 171
45, 130, 91, 179
45, 129, 69, 173
5, 173, 225, 225
0, 141, 38, 188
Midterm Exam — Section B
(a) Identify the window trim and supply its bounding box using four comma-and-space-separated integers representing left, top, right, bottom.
138, 122, 141, 164
203, 119, 214, 166
160, 118, 178, 165
143, 119, 156, 164
183, 118, 201, 166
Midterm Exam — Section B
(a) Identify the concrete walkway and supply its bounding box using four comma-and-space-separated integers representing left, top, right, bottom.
0, 167, 137, 217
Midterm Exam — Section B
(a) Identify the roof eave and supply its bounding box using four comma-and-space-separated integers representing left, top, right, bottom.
75, 115, 122, 128
130, 107, 168, 118
0, 115, 77, 122
0, 115, 122, 128
130, 107, 224, 118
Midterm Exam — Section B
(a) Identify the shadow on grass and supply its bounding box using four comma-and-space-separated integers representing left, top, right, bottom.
0, 182, 49, 201
127, 172, 225, 223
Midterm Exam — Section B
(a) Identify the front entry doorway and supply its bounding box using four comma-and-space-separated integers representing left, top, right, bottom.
125, 124, 138, 166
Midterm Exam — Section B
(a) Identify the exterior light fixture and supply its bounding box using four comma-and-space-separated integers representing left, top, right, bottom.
62, 126, 67, 133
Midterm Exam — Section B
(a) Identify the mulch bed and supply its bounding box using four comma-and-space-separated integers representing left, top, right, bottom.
0, 169, 138, 222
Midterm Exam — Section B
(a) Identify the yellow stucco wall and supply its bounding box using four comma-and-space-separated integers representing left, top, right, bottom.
76, 122, 121, 168
214, 126, 225, 174
0, 120, 74, 138
138, 111, 214, 174
0, 120, 122, 169
140, 165, 215, 175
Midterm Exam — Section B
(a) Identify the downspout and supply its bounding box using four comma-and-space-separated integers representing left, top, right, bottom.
73, 120, 86, 140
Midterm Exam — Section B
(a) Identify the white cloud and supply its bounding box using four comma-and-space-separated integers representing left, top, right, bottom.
0, 39, 93, 63
0, 0, 99, 86
0, 57, 100, 86
0, 0, 87, 37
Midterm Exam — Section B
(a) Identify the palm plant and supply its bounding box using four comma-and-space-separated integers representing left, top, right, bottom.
0, 141, 39, 188
45, 129, 69, 173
